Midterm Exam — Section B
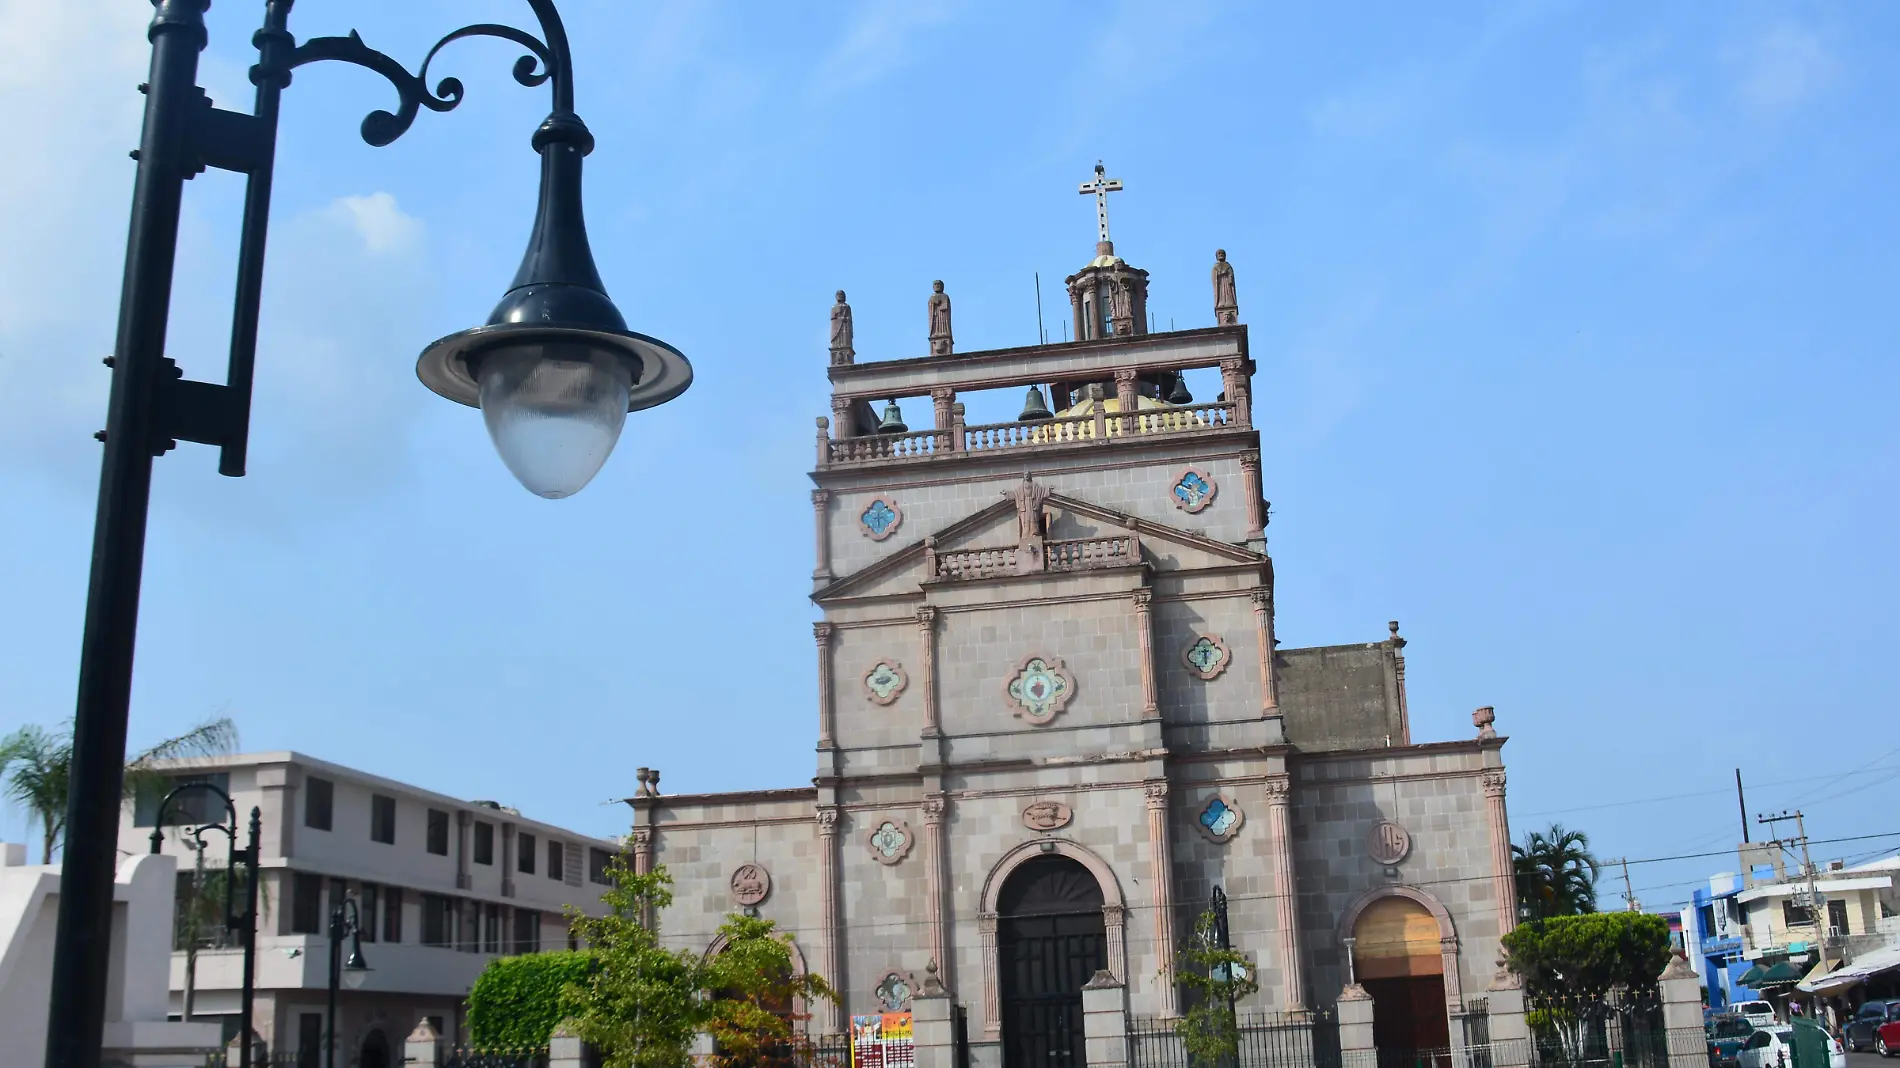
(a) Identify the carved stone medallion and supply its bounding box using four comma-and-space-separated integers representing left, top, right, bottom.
866, 819, 915, 865
1006, 654, 1075, 725
1195, 794, 1245, 843
1368, 820, 1412, 866
864, 660, 908, 705
859, 497, 902, 540
874, 970, 916, 1012
1181, 634, 1230, 680
730, 863, 771, 906
1171, 467, 1218, 514
1021, 800, 1074, 832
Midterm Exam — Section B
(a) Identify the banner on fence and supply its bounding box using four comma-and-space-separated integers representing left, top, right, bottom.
852, 1013, 915, 1068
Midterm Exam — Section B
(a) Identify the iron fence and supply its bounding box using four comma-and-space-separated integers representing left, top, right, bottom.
443, 1047, 550, 1068
199, 1054, 304, 1068
1129, 1009, 1342, 1068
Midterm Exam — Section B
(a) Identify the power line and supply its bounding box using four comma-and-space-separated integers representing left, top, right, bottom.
1511, 764, 1900, 820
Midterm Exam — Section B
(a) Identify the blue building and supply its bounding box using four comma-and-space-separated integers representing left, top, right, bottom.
1693, 873, 1762, 1011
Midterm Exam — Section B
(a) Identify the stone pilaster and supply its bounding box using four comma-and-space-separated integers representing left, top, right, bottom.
980, 912, 1002, 1038
1264, 775, 1304, 1010
1114, 370, 1139, 435
1483, 770, 1516, 938
1133, 589, 1159, 719
253, 760, 298, 864
1103, 905, 1128, 983
917, 606, 940, 734
1145, 780, 1178, 1016
1250, 587, 1279, 713
831, 396, 853, 438
630, 827, 654, 877
1221, 358, 1252, 428
817, 806, 844, 1032
501, 822, 516, 898
923, 793, 950, 986
931, 387, 955, 439
455, 810, 472, 890
1239, 450, 1266, 541
812, 490, 833, 584
814, 623, 836, 749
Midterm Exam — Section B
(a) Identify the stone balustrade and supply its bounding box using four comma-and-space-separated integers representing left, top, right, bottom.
931, 545, 1019, 580
926, 534, 1140, 582
822, 401, 1239, 468
1044, 534, 1138, 571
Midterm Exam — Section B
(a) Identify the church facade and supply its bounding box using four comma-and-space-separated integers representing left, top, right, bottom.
626, 208, 1520, 1068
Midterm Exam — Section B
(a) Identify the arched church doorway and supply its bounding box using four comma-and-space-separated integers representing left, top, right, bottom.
1354, 896, 1451, 1056
359, 1028, 390, 1068
998, 855, 1107, 1068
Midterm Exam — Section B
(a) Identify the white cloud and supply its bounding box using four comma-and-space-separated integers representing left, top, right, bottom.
808, 0, 957, 102
1728, 22, 1838, 120
325, 192, 425, 257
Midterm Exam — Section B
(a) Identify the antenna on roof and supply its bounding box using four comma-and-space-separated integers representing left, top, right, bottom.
1035, 272, 1046, 345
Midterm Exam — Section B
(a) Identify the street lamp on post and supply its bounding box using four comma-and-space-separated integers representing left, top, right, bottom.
147, 784, 263, 1068
47, 3, 688, 1066
326, 895, 371, 1068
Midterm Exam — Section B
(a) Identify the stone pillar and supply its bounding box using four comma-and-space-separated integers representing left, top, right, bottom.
917, 607, 940, 734
455, 810, 472, 890
550, 1019, 589, 1068
1082, 971, 1130, 1068
1145, 780, 1179, 1016
1482, 770, 1517, 939
1486, 976, 1532, 1068
815, 623, 837, 749
817, 416, 833, 467
405, 1018, 443, 1068
1239, 450, 1266, 542
500, 822, 517, 898
1133, 589, 1159, 719
1249, 588, 1279, 713
832, 396, 853, 438
914, 983, 957, 1068
950, 402, 966, 451
1660, 952, 1705, 1068
818, 806, 845, 1033
812, 490, 833, 584
1114, 370, 1140, 435
1339, 986, 1376, 1068
630, 827, 654, 877
1104, 905, 1128, 987
1222, 359, 1252, 428
1264, 774, 1304, 1010
923, 793, 950, 984
932, 387, 955, 443
981, 912, 1002, 1039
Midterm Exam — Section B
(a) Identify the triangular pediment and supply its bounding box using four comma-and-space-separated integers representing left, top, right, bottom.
813, 491, 1265, 603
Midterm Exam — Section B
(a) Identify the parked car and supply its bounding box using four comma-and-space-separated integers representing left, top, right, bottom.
1875, 1017, 1900, 1057
1738, 1026, 1793, 1068
1736, 1001, 1780, 1029
1848, 1000, 1900, 1052
1831, 1032, 1848, 1068
1709, 1015, 1756, 1068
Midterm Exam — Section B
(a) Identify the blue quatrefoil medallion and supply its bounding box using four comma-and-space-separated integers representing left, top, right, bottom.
1198, 795, 1243, 843
1172, 468, 1216, 514
859, 497, 901, 540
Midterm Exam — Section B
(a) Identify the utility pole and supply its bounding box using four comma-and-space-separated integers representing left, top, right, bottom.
1619, 857, 1640, 912
1759, 811, 1827, 972
1736, 769, 1750, 843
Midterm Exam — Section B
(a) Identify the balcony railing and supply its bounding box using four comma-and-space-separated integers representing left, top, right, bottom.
821, 401, 1239, 467
1044, 534, 1139, 571
927, 533, 1141, 582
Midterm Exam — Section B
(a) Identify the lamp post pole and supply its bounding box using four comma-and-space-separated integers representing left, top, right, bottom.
326, 895, 368, 1068
46, 4, 689, 1066
148, 784, 261, 1068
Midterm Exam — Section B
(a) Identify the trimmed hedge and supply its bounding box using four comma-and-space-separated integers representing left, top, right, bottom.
468, 951, 595, 1049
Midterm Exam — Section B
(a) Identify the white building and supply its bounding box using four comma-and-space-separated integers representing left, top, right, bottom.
117, 752, 620, 1064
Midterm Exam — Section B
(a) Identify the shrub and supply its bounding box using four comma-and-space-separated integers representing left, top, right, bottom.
468, 950, 596, 1049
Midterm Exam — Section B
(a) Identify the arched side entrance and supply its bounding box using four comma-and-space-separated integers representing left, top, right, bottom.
977, 840, 1128, 1059
1338, 886, 1462, 1056
703, 932, 814, 1045
359, 1029, 390, 1068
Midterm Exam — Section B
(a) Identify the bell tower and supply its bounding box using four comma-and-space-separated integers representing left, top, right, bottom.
1065, 162, 1149, 343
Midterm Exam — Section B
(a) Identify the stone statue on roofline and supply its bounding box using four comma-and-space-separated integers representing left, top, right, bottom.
1213, 249, 1238, 325
830, 290, 854, 365
928, 280, 953, 356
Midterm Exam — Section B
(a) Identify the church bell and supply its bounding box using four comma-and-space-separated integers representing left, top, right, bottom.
1017, 385, 1055, 422
876, 399, 909, 434
1167, 371, 1193, 405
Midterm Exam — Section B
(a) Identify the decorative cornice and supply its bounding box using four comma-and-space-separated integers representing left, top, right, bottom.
813, 622, 834, 646
816, 806, 841, 833
1262, 775, 1291, 803
922, 794, 949, 824
812, 488, 832, 505
1238, 450, 1260, 471
1144, 780, 1169, 808
1132, 588, 1153, 609
1481, 769, 1507, 798
916, 605, 938, 630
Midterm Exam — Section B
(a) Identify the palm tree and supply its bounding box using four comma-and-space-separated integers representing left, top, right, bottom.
1513, 822, 1601, 919
0, 717, 238, 863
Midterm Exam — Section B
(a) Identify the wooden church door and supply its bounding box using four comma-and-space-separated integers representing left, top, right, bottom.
997, 856, 1108, 1068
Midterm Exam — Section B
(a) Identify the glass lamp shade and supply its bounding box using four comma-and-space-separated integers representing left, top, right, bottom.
477, 343, 634, 499
342, 941, 371, 989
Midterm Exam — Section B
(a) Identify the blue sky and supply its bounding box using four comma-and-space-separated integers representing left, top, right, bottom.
2, 1, 1897, 912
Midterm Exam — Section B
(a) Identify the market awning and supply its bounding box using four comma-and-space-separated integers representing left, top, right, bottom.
1758, 961, 1806, 985
1799, 945, 1900, 994
1738, 964, 1768, 986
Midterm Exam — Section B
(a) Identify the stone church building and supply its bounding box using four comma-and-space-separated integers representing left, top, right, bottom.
624, 180, 1520, 1068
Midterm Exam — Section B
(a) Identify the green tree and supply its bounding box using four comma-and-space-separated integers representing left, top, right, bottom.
468, 951, 596, 1049
1501, 911, 1672, 998
1174, 908, 1262, 1067
1513, 823, 1601, 920
700, 912, 836, 1068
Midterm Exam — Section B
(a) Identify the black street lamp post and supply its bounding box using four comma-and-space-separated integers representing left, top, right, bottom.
48, 4, 689, 1066
325, 895, 370, 1068
147, 783, 262, 1068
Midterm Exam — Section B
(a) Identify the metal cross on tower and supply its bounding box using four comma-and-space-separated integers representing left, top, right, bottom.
1078, 161, 1123, 243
